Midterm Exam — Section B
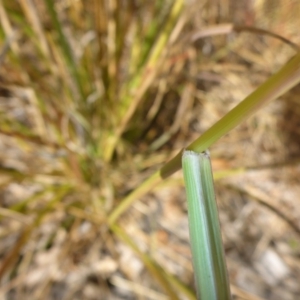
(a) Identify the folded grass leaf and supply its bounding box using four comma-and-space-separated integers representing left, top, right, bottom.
182, 150, 231, 300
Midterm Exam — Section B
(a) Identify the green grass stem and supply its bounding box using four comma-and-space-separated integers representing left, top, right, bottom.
108, 50, 300, 224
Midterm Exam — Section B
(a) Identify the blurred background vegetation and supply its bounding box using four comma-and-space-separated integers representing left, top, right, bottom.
1, 0, 300, 299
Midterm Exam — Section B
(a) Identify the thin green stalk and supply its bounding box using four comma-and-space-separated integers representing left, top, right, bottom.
108, 51, 300, 225
108, 172, 161, 225
161, 50, 300, 178
182, 150, 231, 300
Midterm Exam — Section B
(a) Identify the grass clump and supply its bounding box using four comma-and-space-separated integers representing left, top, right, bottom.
1, 0, 300, 299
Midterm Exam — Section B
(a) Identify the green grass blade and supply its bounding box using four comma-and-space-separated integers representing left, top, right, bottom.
182, 150, 231, 300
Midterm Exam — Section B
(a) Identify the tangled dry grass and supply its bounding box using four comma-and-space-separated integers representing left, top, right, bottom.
1, 0, 300, 299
